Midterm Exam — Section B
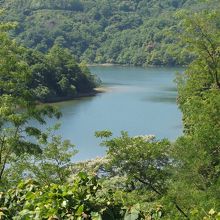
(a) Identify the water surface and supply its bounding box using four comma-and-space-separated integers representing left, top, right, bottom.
46, 66, 183, 161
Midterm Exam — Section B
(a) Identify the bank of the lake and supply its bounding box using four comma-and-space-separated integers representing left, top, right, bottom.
44, 66, 183, 161
38, 87, 109, 104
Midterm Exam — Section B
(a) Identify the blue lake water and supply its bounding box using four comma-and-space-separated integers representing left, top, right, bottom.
45, 66, 183, 161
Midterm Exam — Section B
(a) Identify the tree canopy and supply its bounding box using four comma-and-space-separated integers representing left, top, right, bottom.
25, 45, 99, 103
1, 0, 219, 66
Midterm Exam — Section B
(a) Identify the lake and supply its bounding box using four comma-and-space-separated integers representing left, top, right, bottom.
47, 66, 183, 161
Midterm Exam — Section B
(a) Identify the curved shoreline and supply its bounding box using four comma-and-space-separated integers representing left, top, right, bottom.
40, 87, 109, 104
88, 63, 117, 67
87, 63, 186, 68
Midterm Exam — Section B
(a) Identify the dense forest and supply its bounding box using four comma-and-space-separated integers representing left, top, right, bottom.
0, 0, 219, 66
24, 46, 99, 102
0, 0, 220, 219
0, 14, 99, 103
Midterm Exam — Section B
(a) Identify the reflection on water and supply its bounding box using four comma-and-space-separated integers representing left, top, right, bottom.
144, 95, 177, 104
45, 66, 184, 161
162, 86, 178, 92
143, 91, 177, 103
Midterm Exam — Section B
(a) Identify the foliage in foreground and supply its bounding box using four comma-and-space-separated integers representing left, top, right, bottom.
0, 173, 165, 220
0, 17, 62, 188
0, 173, 123, 219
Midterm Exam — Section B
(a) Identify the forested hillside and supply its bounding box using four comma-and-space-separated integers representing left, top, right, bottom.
0, 17, 99, 103
24, 46, 99, 103
0, 0, 220, 219
1, 0, 219, 66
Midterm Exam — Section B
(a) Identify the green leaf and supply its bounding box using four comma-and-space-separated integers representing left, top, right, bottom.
91, 212, 102, 220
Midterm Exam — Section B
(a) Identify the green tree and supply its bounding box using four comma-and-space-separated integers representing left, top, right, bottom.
95, 132, 171, 196
26, 45, 98, 102
0, 19, 60, 189
170, 7, 220, 217
6, 127, 78, 185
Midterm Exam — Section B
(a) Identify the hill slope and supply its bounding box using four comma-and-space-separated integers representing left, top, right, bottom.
0, 0, 218, 65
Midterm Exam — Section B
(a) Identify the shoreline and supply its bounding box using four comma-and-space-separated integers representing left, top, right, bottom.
87, 63, 119, 67
40, 87, 109, 104
38, 64, 184, 105
87, 63, 186, 68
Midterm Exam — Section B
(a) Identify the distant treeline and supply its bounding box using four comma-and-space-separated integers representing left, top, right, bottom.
1, 0, 219, 66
